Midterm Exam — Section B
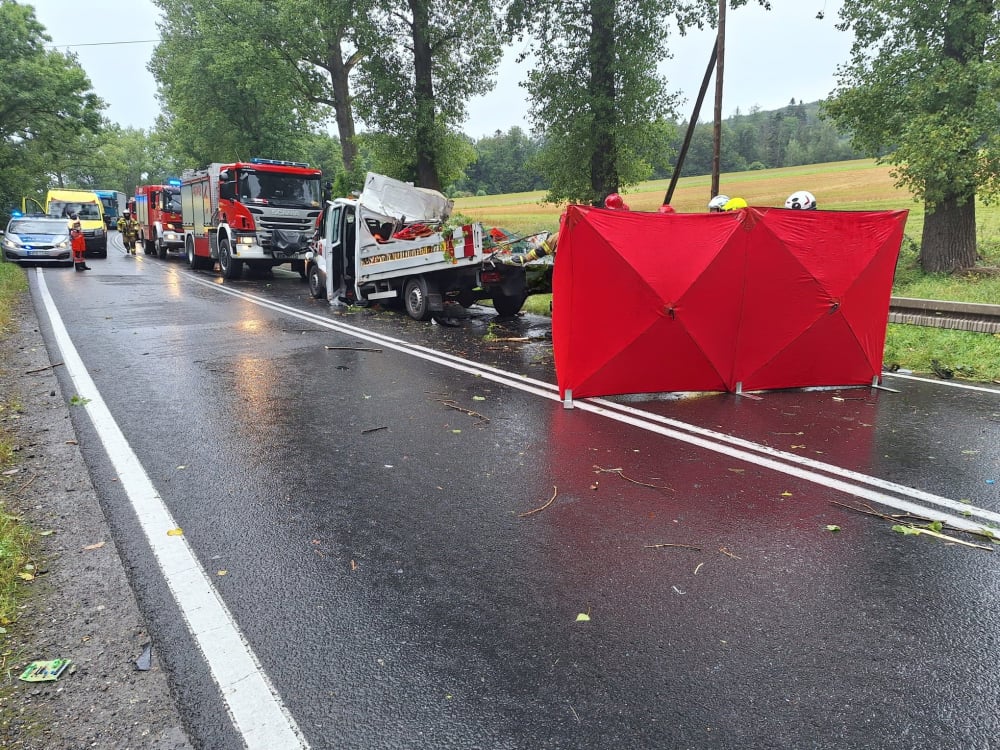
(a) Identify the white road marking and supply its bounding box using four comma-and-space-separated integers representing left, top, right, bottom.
179, 272, 1000, 538
884, 371, 1000, 394
33, 269, 310, 750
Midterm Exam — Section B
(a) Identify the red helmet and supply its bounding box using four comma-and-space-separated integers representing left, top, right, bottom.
604, 193, 629, 211
657, 204, 676, 214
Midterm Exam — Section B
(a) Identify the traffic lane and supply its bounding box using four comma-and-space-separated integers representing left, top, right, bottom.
253, 266, 1000, 510
69, 291, 1000, 750
52, 258, 995, 747
626, 383, 1000, 513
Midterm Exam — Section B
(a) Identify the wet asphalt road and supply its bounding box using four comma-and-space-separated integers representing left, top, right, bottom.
28, 239, 1000, 749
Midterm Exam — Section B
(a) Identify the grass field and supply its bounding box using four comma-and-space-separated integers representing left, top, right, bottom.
457, 159, 1000, 382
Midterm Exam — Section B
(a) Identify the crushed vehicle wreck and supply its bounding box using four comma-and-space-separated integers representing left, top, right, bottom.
307, 173, 542, 320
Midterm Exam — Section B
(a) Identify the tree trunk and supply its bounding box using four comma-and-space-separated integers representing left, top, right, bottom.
326, 40, 358, 175
587, 0, 618, 204
920, 195, 977, 273
409, 0, 440, 191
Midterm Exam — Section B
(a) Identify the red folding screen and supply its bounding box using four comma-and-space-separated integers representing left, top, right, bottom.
552, 205, 908, 399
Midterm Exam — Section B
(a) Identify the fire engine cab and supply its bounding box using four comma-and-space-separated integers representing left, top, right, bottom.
134, 181, 184, 258
180, 158, 323, 278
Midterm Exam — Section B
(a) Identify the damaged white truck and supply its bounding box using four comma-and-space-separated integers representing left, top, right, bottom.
306, 173, 531, 320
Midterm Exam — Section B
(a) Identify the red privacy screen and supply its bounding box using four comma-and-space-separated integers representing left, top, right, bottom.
552, 205, 908, 399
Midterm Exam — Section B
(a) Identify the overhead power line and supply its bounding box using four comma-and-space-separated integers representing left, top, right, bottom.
45, 39, 160, 49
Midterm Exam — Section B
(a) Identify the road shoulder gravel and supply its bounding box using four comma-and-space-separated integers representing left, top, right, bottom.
0, 295, 193, 749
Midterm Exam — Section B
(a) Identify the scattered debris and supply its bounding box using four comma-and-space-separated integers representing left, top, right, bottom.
693, 563, 704, 575
361, 426, 388, 435
518, 486, 558, 518
24, 362, 63, 375
930, 359, 954, 379
672, 586, 686, 595
719, 547, 741, 560
436, 398, 489, 426
324, 345, 383, 353
826, 525, 841, 533
135, 643, 153, 671
643, 543, 702, 551
832, 499, 995, 551
19, 659, 71, 682
166, 528, 183, 537
593, 465, 674, 492
82, 541, 105, 551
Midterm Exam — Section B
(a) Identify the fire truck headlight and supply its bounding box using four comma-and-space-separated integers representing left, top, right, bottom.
238, 236, 254, 245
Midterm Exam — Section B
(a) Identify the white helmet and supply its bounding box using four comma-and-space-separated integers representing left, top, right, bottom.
785, 190, 817, 210
707, 194, 730, 211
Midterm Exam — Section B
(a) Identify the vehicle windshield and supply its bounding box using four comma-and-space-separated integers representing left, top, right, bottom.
48, 201, 102, 220
163, 188, 181, 212
237, 170, 321, 207
9, 219, 69, 235
100, 197, 118, 216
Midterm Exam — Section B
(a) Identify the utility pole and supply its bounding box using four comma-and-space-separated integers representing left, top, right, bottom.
711, 0, 726, 198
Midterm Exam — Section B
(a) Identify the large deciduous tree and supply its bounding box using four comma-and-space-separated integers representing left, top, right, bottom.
150, 0, 318, 166
825, 0, 1000, 273
352, 0, 503, 190
506, 0, 695, 205
0, 0, 102, 217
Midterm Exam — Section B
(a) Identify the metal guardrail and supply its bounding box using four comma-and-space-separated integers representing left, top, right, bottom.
888, 297, 1000, 334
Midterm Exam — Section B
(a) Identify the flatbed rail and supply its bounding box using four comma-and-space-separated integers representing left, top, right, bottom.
889, 297, 1000, 334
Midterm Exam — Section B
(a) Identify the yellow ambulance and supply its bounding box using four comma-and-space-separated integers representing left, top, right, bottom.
45, 189, 108, 257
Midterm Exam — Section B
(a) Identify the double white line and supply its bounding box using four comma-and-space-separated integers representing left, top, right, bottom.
182, 269, 1000, 538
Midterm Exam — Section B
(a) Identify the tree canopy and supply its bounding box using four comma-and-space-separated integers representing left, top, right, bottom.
507, 0, 687, 204
825, 0, 1000, 272
0, 0, 103, 219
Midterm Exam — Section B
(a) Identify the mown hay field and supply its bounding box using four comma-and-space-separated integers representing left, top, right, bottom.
454, 158, 1000, 248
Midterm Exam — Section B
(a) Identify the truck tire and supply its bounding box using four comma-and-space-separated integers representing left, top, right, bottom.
290, 259, 307, 280
187, 237, 210, 270
218, 238, 243, 280
492, 291, 526, 318
308, 264, 326, 299
404, 276, 433, 321
142, 232, 154, 255
156, 234, 168, 260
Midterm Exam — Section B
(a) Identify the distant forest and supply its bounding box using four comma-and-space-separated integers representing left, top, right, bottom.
449, 99, 863, 198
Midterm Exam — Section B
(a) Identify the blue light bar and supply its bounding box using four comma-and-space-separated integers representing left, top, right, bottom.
11, 210, 23, 218
167, 178, 182, 187
250, 157, 311, 168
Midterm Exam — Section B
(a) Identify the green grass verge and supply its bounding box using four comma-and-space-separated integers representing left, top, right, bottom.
0, 262, 35, 634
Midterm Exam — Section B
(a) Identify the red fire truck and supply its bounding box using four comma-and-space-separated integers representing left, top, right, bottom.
134, 181, 185, 258
180, 158, 323, 279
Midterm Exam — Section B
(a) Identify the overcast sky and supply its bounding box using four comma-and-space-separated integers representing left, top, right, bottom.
29, 0, 851, 140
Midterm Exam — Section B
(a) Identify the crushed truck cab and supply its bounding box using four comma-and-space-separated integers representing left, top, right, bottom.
310, 173, 528, 320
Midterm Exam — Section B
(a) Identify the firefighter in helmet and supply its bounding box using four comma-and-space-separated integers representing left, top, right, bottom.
117, 210, 140, 254
604, 193, 631, 211
785, 190, 818, 210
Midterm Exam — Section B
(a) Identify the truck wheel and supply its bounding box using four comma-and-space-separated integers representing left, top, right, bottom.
290, 259, 307, 280
404, 276, 433, 321
492, 292, 526, 318
187, 237, 208, 270
143, 233, 154, 255
218, 239, 243, 280
308, 264, 326, 299
156, 234, 168, 260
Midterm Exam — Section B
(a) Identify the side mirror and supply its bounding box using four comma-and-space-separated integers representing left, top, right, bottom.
219, 170, 230, 182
